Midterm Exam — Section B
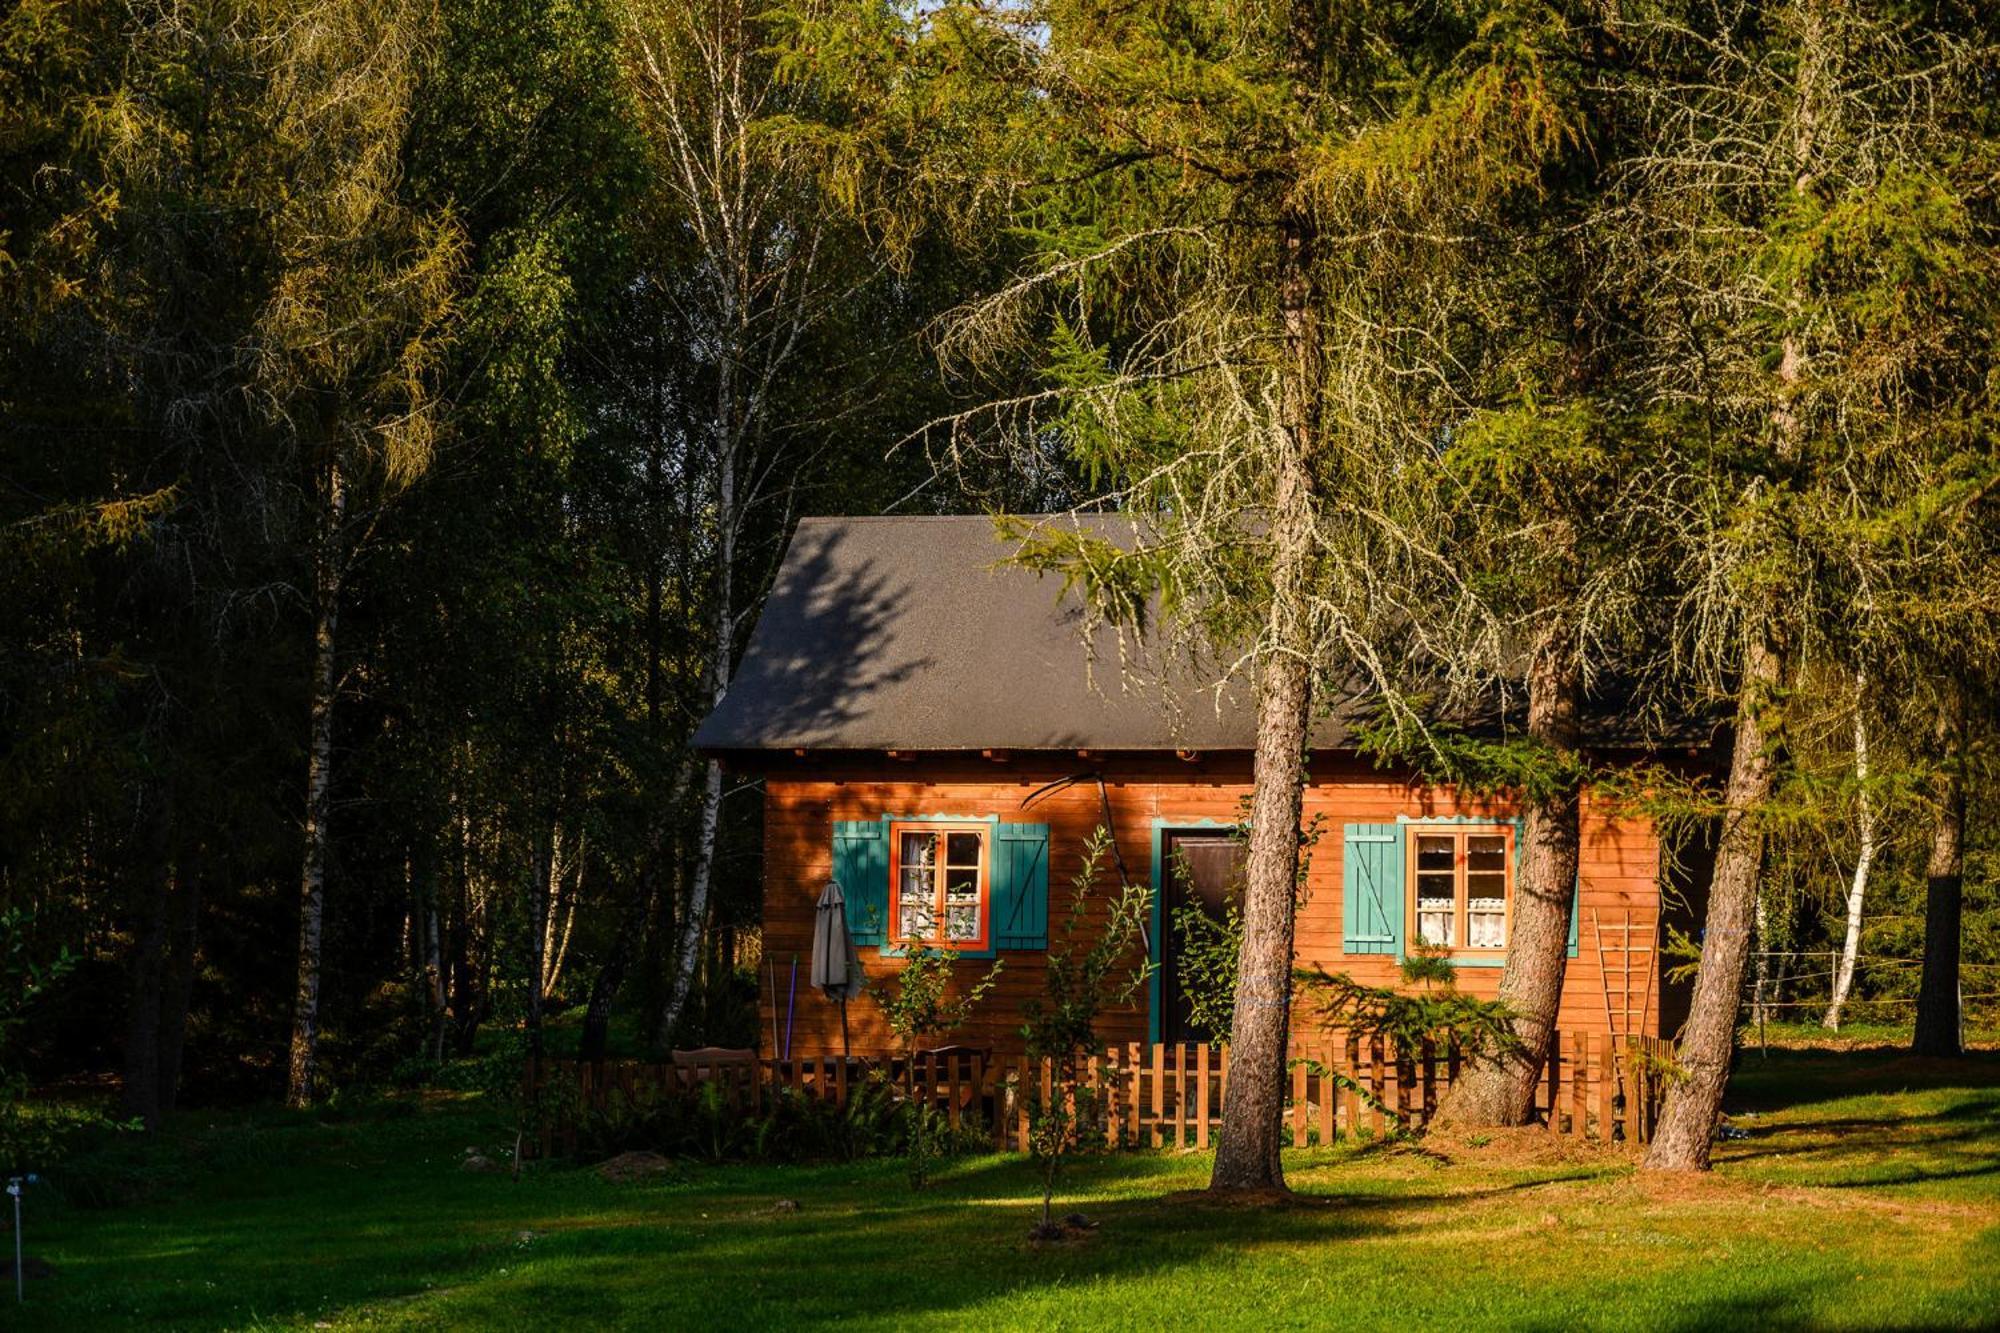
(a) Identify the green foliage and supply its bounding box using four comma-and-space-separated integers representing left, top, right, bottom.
0, 907, 132, 1173
1170, 891, 1245, 1041
1296, 942, 1519, 1064
877, 946, 1001, 1189
567, 1072, 982, 1169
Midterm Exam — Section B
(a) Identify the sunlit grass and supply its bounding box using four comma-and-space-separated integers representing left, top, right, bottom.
18, 1050, 2000, 1330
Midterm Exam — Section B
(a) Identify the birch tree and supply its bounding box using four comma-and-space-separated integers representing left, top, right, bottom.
620, 0, 863, 1044
1822, 674, 1874, 1030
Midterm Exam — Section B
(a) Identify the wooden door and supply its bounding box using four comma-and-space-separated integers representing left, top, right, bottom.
1160, 831, 1246, 1047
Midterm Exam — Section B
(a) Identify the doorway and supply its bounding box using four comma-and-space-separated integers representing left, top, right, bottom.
1158, 828, 1247, 1047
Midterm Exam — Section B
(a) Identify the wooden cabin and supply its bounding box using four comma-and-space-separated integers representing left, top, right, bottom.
695, 516, 1713, 1062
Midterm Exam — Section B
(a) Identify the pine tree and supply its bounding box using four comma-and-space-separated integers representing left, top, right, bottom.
1606, 0, 2000, 1168
782, 0, 1587, 1190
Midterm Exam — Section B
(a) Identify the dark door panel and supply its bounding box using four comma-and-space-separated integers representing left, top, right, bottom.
1160, 831, 1246, 1047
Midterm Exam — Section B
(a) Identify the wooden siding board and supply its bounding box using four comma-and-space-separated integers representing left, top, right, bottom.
758, 762, 1670, 1060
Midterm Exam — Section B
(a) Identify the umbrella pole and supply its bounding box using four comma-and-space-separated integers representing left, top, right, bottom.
767, 956, 781, 1058
840, 998, 850, 1058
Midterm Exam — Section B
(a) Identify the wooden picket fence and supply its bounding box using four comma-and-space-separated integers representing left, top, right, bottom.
991, 1030, 1675, 1151
525, 1030, 1676, 1159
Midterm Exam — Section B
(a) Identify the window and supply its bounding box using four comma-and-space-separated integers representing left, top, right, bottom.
1407, 825, 1512, 952
888, 822, 990, 950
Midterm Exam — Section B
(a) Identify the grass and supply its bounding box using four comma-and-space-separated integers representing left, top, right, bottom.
14, 1049, 2000, 1330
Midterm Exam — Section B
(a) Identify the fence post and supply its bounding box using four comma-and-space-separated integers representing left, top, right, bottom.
1296, 1048, 1312, 1144
1000, 1057, 1013, 1152
1386, 1041, 1404, 1132
1195, 1045, 1212, 1149
1417, 1038, 1434, 1128
1570, 1038, 1587, 1139
1169, 1045, 1185, 1149
1148, 1043, 1164, 1149
1545, 1030, 1562, 1136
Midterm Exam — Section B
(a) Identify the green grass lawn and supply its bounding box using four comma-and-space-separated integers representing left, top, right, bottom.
16, 1049, 2000, 1330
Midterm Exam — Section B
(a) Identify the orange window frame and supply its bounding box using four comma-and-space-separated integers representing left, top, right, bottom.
1404, 824, 1514, 954
887, 821, 991, 951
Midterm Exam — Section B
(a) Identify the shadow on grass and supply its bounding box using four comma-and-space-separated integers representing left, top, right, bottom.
1727, 1048, 2000, 1113
1715, 1052, 2000, 1193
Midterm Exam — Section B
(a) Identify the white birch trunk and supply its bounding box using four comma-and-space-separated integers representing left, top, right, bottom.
662, 408, 735, 1042
1823, 674, 1874, 1030
543, 827, 581, 998
525, 825, 550, 1059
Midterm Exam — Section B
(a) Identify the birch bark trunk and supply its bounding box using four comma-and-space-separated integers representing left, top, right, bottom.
525, 824, 551, 1062
1822, 676, 1874, 1030
287, 459, 345, 1109
659, 412, 734, 1045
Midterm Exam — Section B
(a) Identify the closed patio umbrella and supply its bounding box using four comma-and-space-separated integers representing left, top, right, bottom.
811, 879, 863, 1056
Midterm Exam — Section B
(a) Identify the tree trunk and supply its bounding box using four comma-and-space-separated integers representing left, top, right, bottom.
1822, 675, 1873, 1030
1749, 890, 1772, 1030
1210, 195, 1319, 1196
1912, 688, 1965, 1057
156, 869, 201, 1117
1643, 631, 1782, 1171
288, 459, 344, 1109
424, 887, 446, 1064
1210, 639, 1311, 1193
1434, 635, 1582, 1127
120, 849, 173, 1129
542, 828, 580, 999
525, 824, 551, 1063
660, 391, 737, 1044
582, 841, 665, 1064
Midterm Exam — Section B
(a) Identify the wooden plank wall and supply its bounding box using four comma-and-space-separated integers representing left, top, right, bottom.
755, 753, 1669, 1060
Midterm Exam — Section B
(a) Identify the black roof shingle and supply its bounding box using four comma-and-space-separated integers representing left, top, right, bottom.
692, 514, 1300, 753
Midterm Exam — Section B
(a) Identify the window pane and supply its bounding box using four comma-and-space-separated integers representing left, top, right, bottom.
1417, 854, 1456, 946
900, 893, 933, 940
1417, 906, 1456, 948
946, 904, 978, 942
945, 867, 979, 902
945, 832, 982, 867
1416, 872, 1455, 901
1467, 835, 1507, 873
898, 831, 940, 940
901, 830, 938, 868
1466, 871, 1507, 900
1468, 900, 1506, 949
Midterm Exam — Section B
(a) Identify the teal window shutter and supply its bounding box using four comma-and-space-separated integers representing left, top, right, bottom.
1342, 823, 1404, 956
832, 819, 889, 946
994, 822, 1050, 950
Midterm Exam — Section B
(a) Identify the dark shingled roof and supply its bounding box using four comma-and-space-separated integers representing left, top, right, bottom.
692, 514, 1300, 754
694, 514, 1714, 756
